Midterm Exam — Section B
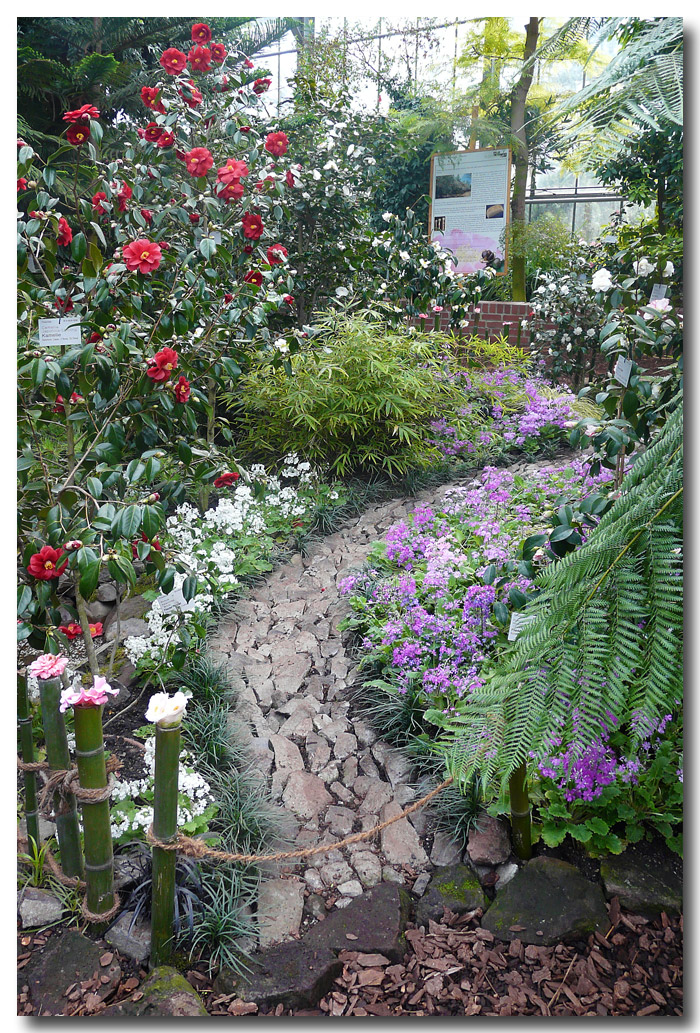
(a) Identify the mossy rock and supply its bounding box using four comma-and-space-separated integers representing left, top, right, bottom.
600, 852, 682, 917
415, 864, 489, 927
105, 966, 207, 1017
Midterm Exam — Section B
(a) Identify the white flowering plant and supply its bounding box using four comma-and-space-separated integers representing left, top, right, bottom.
124, 453, 346, 677
110, 734, 218, 845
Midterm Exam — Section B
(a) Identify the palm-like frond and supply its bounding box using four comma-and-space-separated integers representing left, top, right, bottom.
437, 398, 683, 791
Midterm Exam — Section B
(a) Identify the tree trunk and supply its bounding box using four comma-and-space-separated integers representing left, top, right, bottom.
510, 18, 540, 302
657, 173, 665, 233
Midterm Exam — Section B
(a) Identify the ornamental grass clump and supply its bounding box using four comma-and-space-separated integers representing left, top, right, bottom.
232, 310, 488, 476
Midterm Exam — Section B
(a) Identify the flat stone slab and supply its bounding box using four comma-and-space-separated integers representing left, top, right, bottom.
303, 883, 411, 962
21, 929, 122, 1015
282, 771, 333, 820
105, 966, 206, 1016
105, 912, 151, 962
380, 801, 429, 866
18, 887, 63, 928
415, 864, 488, 927
481, 856, 610, 945
258, 879, 305, 948
214, 942, 342, 1010
600, 851, 682, 916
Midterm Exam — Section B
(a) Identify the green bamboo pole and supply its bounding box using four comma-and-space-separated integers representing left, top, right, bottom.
150, 722, 181, 967
17, 671, 40, 848
38, 676, 84, 878
73, 704, 114, 919
509, 761, 532, 860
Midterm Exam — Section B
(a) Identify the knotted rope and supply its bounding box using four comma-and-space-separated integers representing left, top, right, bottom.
18, 755, 122, 817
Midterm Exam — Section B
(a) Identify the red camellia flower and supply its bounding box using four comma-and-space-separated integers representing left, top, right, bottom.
213, 75, 229, 92
66, 123, 90, 146
239, 125, 251, 133
89, 623, 104, 637
146, 346, 178, 382
141, 86, 166, 113
144, 122, 163, 142
157, 130, 175, 148
213, 472, 240, 488
241, 212, 264, 239
27, 545, 68, 581
92, 191, 108, 214
253, 78, 271, 94
224, 292, 233, 303
283, 294, 294, 305
188, 45, 212, 72
189, 212, 201, 224
131, 532, 162, 559
117, 183, 132, 211
265, 131, 289, 157
63, 103, 100, 123
217, 158, 250, 185
267, 243, 287, 265
140, 208, 153, 225
244, 58, 254, 69
211, 42, 227, 63
123, 238, 163, 275
53, 392, 83, 414
58, 623, 83, 640
184, 147, 214, 177
218, 181, 245, 202
173, 375, 191, 403
56, 217, 73, 247
191, 22, 212, 42
17, 177, 27, 192
244, 270, 263, 287
179, 81, 203, 107
243, 244, 254, 254
160, 47, 187, 74
87, 331, 103, 344
55, 296, 73, 314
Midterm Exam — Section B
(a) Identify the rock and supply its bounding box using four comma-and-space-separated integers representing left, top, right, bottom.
320, 861, 355, 888
412, 872, 431, 898
18, 887, 63, 928
325, 805, 355, 837
309, 742, 332, 774
103, 594, 151, 633
104, 617, 151, 644
18, 815, 56, 843
247, 738, 274, 777
304, 893, 327, 920
337, 880, 364, 898
467, 813, 511, 866
282, 771, 333, 820
414, 865, 488, 927
379, 801, 429, 866
430, 830, 463, 867
269, 734, 305, 772
382, 867, 405, 885
333, 732, 358, 760
495, 860, 520, 890
352, 851, 383, 888
22, 928, 121, 1015
114, 660, 138, 688
272, 654, 312, 695
481, 856, 610, 945
354, 720, 377, 746
113, 852, 146, 892
258, 879, 305, 947
358, 779, 394, 815
304, 869, 324, 894
105, 911, 151, 962
303, 883, 412, 962
106, 967, 207, 1017
600, 851, 682, 916
85, 598, 112, 622
213, 942, 342, 1010
96, 582, 118, 603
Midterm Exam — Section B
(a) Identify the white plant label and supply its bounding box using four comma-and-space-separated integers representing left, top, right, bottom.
614, 355, 633, 387
211, 230, 222, 244
38, 317, 82, 347
649, 283, 668, 302
508, 612, 536, 642
157, 586, 195, 615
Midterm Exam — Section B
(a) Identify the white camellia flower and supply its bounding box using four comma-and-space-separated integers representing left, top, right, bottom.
335, 286, 349, 297
633, 257, 655, 276
274, 337, 290, 353
382, 212, 393, 222
399, 250, 410, 262
664, 261, 675, 277
145, 690, 189, 728
591, 268, 613, 292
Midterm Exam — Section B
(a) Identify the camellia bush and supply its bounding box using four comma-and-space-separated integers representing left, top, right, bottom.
17, 21, 311, 668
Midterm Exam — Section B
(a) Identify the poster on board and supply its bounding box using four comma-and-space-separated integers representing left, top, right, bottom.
429, 148, 511, 275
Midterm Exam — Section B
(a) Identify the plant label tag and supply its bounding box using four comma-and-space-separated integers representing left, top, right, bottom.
38, 318, 82, 347
508, 612, 536, 642
211, 230, 222, 244
650, 283, 668, 302
614, 355, 633, 387
157, 586, 195, 615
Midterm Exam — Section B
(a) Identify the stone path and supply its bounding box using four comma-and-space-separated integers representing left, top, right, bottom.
208, 479, 477, 945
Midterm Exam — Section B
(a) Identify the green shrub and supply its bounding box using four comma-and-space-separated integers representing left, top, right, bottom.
230, 310, 488, 477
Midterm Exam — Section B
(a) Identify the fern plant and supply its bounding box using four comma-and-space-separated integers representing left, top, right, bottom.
433, 399, 683, 801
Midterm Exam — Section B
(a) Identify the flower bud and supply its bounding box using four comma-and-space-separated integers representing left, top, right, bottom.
64, 539, 83, 551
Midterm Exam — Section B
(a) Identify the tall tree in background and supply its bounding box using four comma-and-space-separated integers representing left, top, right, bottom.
508, 17, 539, 302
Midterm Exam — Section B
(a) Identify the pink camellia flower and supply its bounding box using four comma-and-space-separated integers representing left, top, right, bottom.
211, 43, 227, 63
643, 298, 673, 320
417, 313, 428, 319
160, 47, 187, 75
264, 131, 289, 157
123, 238, 163, 275
28, 653, 69, 679
183, 147, 214, 177
266, 243, 287, 265
433, 305, 443, 313
63, 103, 100, 123
59, 676, 119, 713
